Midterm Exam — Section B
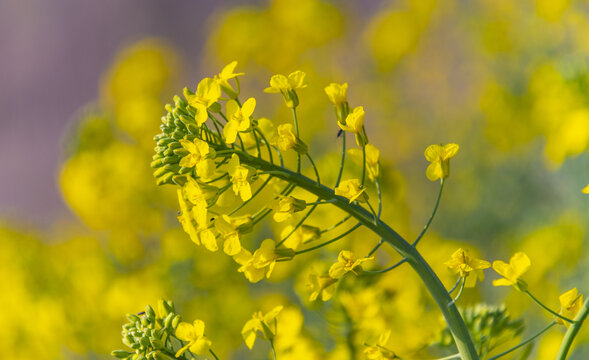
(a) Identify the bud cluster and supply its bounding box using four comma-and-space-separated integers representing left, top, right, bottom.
112, 300, 181, 360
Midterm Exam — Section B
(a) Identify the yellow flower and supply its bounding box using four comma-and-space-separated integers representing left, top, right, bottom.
178, 138, 216, 180
424, 143, 459, 181
339, 106, 368, 147
264, 71, 307, 108
215, 60, 244, 99
492, 252, 531, 291
234, 239, 278, 283
280, 224, 320, 250
174, 320, 212, 357
324, 82, 348, 106
241, 305, 283, 349
444, 248, 490, 284
308, 273, 337, 301
348, 144, 380, 181
214, 214, 252, 256
177, 185, 218, 252
583, 184, 589, 193
328, 250, 374, 279
223, 98, 256, 144
363, 331, 399, 360
335, 179, 368, 203
227, 154, 252, 201
556, 288, 583, 327
272, 196, 306, 222
185, 77, 221, 126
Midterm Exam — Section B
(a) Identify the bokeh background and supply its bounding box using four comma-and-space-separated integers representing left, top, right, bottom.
1, 0, 589, 359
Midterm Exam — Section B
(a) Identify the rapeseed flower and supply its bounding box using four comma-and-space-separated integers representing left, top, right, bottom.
185, 77, 221, 125
223, 98, 256, 144
556, 288, 583, 327
227, 154, 252, 201
178, 138, 216, 180
234, 239, 278, 282
264, 71, 307, 108
424, 143, 459, 181
363, 331, 399, 360
329, 250, 374, 279
272, 196, 306, 222
215, 60, 244, 99
339, 106, 368, 146
492, 252, 530, 291
335, 179, 367, 203
444, 248, 490, 284
174, 320, 212, 357
241, 305, 283, 349
324, 82, 348, 106
308, 273, 337, 301
348, 144, 380, 181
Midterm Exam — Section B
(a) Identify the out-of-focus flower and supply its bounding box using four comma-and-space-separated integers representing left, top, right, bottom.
329, 250, 373, 279
324, 82, 348, 106
492, 252, 530, 291
215, 60, 244, 99
335, 179, 367, 203
272, 196, 306, 222
234, 239, 278, 282
185, 78, 221, 125
363, 331, 399, 360
227, 154, 252, 201
556, 288, 583, 327
339, 106, 368, 146
308, 273, 337, 301
271, 123, 307, 154
424, 143, 459, 181
264, 71, 307, 108
241, 305, 283, 349
348, 144, 380, 181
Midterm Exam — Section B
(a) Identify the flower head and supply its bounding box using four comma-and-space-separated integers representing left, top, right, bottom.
424, 143, 459, 181
444, 248, 490, 284
264, 71, 307, 108
241, 305, 283, 349
324, 82, 348, 106
308, 273, 337, 301
214, 214, 252, 256
335, 179, 368, 203
271, 123, 304, 153
234, 239, 278, 283
339, 106, 368, 146
185, 78, 221, 125
329, 250, 374, 279
227, 154, 252, 201
280, 224, 320, 250
178, 138, 216, 180
223, 98, 256, 144
215, 61, 244, 99
174, 320, 212, 357
556, 288, 583, 327
363, 331, 399, 360
492, 252, 530, 291
272, 196, 306, 222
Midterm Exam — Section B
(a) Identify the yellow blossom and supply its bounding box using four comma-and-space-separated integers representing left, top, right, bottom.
272, 196, 306, 222
280, 224, 320, 250
177, 186, 218, 252
215, 60, 244, 98
214, 214, 252, 256
339, 106, 364, 132
227, 154, 252, 201
583, 184, 589, 193
329, 250, 374, 279
241, 305, 283, 349
308, 273, 337, 301
335, 179, 368, 203
264, 71, 307, 108
444, 248, 490, 284
178, 138, 216, 180
234, 239, 278, 283
348, 144, 380, 181
223, 98, 256, 144
556, 288, 583, 327
324, 82, 348, 106
174, 320, 212, 357
185, 77, 221, 126
492, 252, 530, 291
424, 143, 459, 181
363, 331, 399, 360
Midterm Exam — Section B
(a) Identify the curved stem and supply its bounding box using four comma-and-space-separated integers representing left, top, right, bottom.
291, 108, 302, 173
556, 298, 589, 359
487, 321, 556, 360
363, 258, 407, 274
448, 276, 462, 294
294, 223, 362, 255
236, 153, 478, 359
321, 214, 352, 233
413, 178, 445, 247
361, 145, 366, 186
525, 290, 574, 324
305, 153, 321, 186
448, 276, 466, 307
277, 203, 319, 247
228, 175, 273, 216
209, 349, 220, 360
335, 131, 346, 187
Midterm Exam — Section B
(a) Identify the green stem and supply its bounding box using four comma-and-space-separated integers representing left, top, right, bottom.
448, 276, 462, 294
209, 348, 220, 360
277, 203, 319, 247
321, 214, 352, 233
294, 223, 361, 255
236, 152, 478, 359
291, 108, 302, 173
228, 175, 273, 216
335, 130, 346, 187
361, 145, 366, 186
270, 339, 277, 360
525, 290, 574, 324
305, 152, 321, 186
487, 321, 556, 360
556, 298, 589, 359
413, 178, 444, 247
448, 276, 466, 307
434, 354, 461, 360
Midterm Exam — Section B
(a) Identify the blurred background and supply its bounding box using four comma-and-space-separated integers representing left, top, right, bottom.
1, 0, 589, 359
